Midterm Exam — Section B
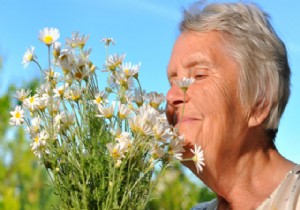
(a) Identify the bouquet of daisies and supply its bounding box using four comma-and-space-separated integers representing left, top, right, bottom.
9, 27, 204, 210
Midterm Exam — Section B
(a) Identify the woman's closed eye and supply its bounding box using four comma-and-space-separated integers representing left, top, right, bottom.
195, 74, 207, 79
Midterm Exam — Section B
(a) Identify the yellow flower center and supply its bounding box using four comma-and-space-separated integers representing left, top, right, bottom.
15, 112, 21, 119
118, 113, 126, 120
58, 89, 64, 96
104, 113, 113, 119
112, 148, 120, 158
71, 95, 80, 101
150, 102, 159, 109
95, 97, 102, 104
29, 97, 35, 104
75, 72, 83, 80
43, 35, 53, 45
124, 69, 130, 76
27, 54, 33, 61
34, 136, 39, 143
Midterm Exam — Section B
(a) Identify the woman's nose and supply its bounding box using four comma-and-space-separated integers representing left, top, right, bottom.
166, 83, 189, 107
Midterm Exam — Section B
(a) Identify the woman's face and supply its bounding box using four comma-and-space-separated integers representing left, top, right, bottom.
166, 31, 251, 167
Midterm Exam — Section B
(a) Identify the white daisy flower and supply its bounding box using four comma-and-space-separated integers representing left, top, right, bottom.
59, 49, 75, 75
52, 42, 61, 58
53, 84, 69, 98
28, 116, 41, 135
117, 102, 132, 120
131, 88, 145, 107
47, 99, 61, 116
30, 130, 48, 158
22, 46, 37, 68
147, 92, 165, 109
106, 142, 124, 159
23, 94, 40, 111
44, 69, 60, 84
116, 132, 132, 152
129, 115, 154, 136
96, 101, 116, 119
66, 32, 89, 49
36, 83, 51, 96
54, 111, 75, 132
9, 106, 25, 126
104, 54, 125, 72
37, 94, 50, 111
92, 91, 107, 105
174, 77, 195, 92
152, 122, 173, 143
190, 144, 205, 173
66, 87, 82, 101
14, 89, 31, 102
38, 27, 60, 45
101, 37, 115, 47
119, 62, 140, 78
150, 143, 165, 160
169, 134, 185, 160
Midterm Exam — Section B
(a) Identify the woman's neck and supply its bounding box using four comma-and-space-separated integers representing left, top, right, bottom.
198, 147, 295, 210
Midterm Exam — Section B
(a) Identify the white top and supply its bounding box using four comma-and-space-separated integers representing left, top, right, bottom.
191, 164, 300, 210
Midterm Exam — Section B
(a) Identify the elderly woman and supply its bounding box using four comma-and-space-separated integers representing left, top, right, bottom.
166, 2, 300, 210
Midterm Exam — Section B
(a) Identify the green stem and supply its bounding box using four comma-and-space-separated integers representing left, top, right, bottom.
33, 59, 43, 80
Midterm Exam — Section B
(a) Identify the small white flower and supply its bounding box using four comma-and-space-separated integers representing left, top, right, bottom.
37, 94, 50, 111
147, 92, 165, 109
104, 54, 125, 72
116, 132, 132, 152
168, 133, 185, 160
92, 91, 107, 105
174, 77, 195, 92
66, 87, 82, 101
9, 106, 25, 126
53, 84, 69, 98
117, 102, 132, 120
96, 101, 116, 119
59, 49, 76, 75
54, 111, 74, 132
119, 62, 140, 78
47, 99, 61, 116
52, 42, 61, 58
22, 46, 37, 68
131, 88, 145, 107
23, 94, 40, 111
30, 130, 48, 158
106, 143, 124, 159
190, 144, 205, 173
44, 69, 60, 84
129, 115, 154, 136
14, 89, 31, 102
36, 83, 51, 96
150, 142, 166, 160
38, 27, 60, 45
28, 116, 41, 135
101, 37, 115, 47
152, 122, 173, 143
66, 31, 89, 49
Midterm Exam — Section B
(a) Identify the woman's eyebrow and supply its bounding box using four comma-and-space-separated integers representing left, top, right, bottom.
182, 53, 213, 68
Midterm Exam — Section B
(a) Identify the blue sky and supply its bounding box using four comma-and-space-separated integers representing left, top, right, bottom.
0, 0, 299, 165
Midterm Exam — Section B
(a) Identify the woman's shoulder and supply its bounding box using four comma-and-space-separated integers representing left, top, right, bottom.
191, 198, 218, 210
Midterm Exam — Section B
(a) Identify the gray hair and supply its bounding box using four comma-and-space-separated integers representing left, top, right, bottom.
180, 2, 290, 136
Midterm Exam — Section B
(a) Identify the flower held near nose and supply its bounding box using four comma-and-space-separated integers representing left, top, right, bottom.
190, 144, 205, 173
174, 77, 195, 93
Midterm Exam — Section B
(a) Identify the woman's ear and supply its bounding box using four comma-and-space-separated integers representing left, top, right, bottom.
248, 100, 271, 127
